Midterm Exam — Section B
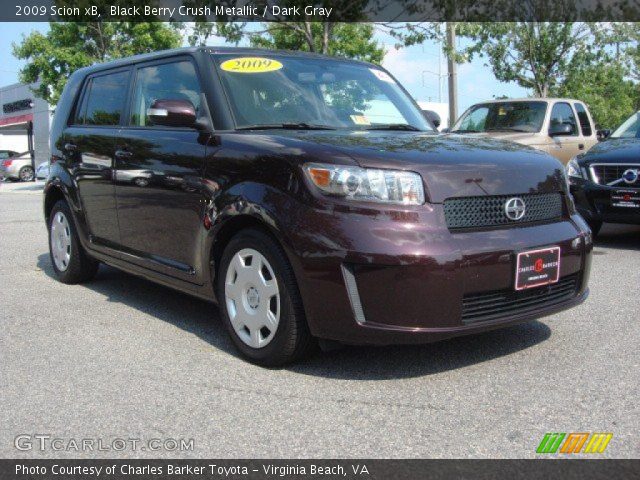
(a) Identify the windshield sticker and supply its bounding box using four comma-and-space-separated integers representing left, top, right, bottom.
370, 68, 394, 83
350, 115, 371, 125
220, 57, 283, 73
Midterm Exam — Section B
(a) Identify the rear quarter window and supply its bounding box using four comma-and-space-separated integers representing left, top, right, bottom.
74, 70, 130, 126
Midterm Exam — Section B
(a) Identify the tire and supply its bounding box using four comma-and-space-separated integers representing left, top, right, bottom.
587, 219, 602, 237
216, 228, 314, 366
18, 166, 34, 182
48, 200, 99, 284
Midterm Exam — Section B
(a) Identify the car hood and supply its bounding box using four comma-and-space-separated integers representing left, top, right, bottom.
255, 130, 565, 203
579, 138, 640, 164
471, 131, 543, 145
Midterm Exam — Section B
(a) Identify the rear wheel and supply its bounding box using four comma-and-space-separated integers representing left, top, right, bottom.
18, 166, 34, 182
217, 229, 314, 366
48, 200, 99, 284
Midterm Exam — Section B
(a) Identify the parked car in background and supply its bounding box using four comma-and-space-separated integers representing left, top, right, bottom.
36, 162, 50, 180
451, 98, 598, 163
0, 150, 19, 161
567, 111, 640, 235
45, 47, 591, 366
0, 152, 35, 182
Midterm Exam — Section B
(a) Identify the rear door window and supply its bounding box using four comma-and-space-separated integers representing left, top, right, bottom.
75, 70, 130, 126
573, 103, 592, 136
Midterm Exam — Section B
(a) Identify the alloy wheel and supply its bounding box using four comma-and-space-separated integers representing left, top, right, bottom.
51, 212, 72, 271
20, 167, 34, 182
224, 248, 280, 349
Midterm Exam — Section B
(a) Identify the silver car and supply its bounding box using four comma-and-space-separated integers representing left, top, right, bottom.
0, 152, 35, 182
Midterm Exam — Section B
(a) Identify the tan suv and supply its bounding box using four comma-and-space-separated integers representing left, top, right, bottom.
451, 98, 598, 163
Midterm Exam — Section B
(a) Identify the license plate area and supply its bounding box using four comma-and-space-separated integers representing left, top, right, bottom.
611, 189, 640, 208
515, 246, 561, 291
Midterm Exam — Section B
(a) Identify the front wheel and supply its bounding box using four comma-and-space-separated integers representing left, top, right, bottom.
217, 229, 314, 366
48, 200, 99, 284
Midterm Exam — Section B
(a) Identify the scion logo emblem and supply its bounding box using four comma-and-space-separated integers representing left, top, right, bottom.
505, 197, 526, 221
622, 169, 638, 184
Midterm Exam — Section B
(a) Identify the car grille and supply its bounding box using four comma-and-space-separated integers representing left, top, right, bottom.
443, 193, 564, 230
461, 274, 579, 325
589, 164, 640, 187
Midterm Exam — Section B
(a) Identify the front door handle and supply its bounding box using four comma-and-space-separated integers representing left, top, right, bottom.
578, 144, 585, 150
115, 149, 133, 159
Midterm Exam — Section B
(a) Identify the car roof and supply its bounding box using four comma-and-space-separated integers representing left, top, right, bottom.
475, 97, 586, 104
73, 46, 376, 77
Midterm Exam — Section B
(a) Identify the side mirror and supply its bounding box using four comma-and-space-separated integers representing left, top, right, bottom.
422, 109, 441, 129
597, 129, 611, 141
549, 123, 574, 136
147, 99, 196, 128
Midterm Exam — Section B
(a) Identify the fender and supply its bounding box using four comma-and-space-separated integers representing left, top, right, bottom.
204, 180, 305, 304
43, 167, 93, 253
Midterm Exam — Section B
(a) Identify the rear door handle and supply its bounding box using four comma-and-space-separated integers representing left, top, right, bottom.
115, 149, 133, 159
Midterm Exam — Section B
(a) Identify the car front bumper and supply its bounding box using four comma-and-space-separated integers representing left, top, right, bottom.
283, 202, 592, 345
571, 181, 640, 225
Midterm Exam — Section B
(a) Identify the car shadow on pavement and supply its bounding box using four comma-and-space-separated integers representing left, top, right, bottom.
593, 223, 640, 251
0, 181, 44, 192
289, 322, 551, 380
37, 253, 236, 355
37, 253, 552, 380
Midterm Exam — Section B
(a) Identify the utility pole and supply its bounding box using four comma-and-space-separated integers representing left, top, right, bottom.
446, 22, 458, 126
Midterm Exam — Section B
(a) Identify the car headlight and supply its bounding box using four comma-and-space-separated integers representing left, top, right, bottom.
566, 157, 583, 179
304, 163, 425, 205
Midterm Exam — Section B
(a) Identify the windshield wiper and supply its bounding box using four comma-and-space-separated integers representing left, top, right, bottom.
236, 123, 336, 131
366, 123, 422, 131
451, 129, 480, 133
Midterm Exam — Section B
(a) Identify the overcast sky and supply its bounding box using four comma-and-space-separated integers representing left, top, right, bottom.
0, 22, 528, 115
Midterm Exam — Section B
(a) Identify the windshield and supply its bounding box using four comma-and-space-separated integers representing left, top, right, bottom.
213, 54, 431, 131
454, 101, 547, 133
611, 112, 640, 138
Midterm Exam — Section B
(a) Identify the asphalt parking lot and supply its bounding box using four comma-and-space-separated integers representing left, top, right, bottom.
1, 180, 638, 459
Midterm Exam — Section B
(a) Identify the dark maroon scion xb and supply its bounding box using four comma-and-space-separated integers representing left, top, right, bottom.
45, 47, 592, 365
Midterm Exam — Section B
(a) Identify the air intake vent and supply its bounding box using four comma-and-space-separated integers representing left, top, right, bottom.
461, 274, 579, 324
443, 193, 563, 230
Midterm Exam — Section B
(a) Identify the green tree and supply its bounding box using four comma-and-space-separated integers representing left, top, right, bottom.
552, 60, 639, 130
604, 23, 640, 82
249, 23, 384, 63
457, 22, 597, 97
191, 22, 384, 64
13, 22, 182, 105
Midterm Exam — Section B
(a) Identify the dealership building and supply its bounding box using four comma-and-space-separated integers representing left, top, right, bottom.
0, 82, 52, 168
